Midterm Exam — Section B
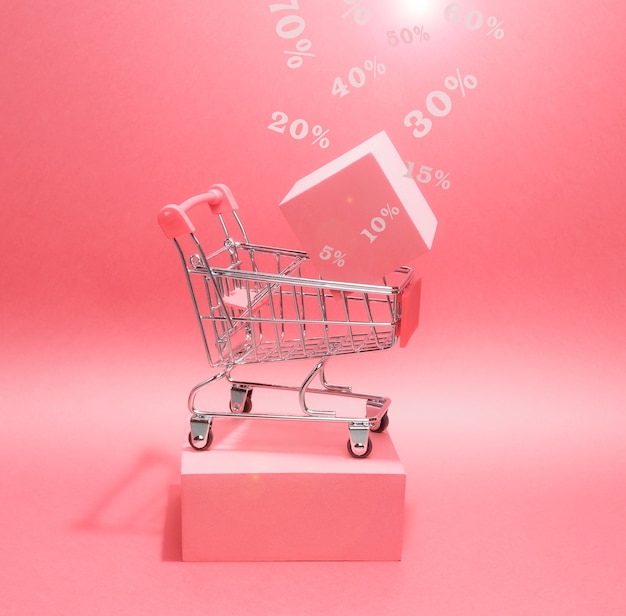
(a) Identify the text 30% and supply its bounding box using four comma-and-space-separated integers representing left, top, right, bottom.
404, 68, 477, 138
405, 163, 451, 190
268, 112, 331, 148
332, 57, 386, 98
269, 0, 315, 68
320, 246, 347, 267
387, 26, 429, 45
360, 204, 400, 243
341, 0, 370, 25
444, 4, 504, 39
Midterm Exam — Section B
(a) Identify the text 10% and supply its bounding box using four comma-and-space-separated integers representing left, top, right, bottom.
444, 4, 504, 39
387, 26, 429, 45
360, 204, 400, 243
332, 57, 386, 98
269, 0, 315, 69
403, 68, 477, 139
341, 0, 370, 25
320, 246, 347, 267
268, 112, 331, 148
405, 163, 451, 190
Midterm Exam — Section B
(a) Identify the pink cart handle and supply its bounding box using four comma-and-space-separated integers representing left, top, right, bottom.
158, 183, 239, 239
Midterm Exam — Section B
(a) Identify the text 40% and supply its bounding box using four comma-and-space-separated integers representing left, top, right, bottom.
269, 0, 315, 68
405, 163, 451, 190
267, 112, 331, 148
320, 246, 347, 267
404, 68, 477, 139
341, 0, 370, 25
444, 4, 504, 39
361, 205, 399, 243
387, 26, 429, 45
332, 57, 385, 98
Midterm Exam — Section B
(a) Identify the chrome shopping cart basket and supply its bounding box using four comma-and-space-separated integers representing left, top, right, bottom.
158, 184, 421, 457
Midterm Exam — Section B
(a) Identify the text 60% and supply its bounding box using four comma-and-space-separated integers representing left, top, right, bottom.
320, 246, 347, 267
405, 163, 451, 190
361, 204, 400, 243
269, 0, 315, 68
267, 112, 331, 148
341, 0, 370, 25
387, 25, 429, 45
404, 68, 477, 138
444, 4, 504, 39
332, 57, 386, 98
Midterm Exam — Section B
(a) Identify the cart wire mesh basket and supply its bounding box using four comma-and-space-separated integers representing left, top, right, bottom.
158, 184, 421, 457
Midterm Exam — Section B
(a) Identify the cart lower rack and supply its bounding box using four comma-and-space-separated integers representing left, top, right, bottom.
158, 184, 421, 458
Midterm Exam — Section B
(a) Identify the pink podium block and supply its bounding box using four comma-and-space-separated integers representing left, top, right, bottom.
279, 130, 437, 284
181, 419, 406, 561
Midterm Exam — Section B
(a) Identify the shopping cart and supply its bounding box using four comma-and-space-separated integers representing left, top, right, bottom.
158, 184, 421, 458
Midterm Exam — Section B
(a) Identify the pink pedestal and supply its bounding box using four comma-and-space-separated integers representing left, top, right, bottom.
181, 419, 406, 561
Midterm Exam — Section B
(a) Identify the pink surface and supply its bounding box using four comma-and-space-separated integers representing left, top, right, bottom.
1, 0, 626, 614
181, 424, 405, 561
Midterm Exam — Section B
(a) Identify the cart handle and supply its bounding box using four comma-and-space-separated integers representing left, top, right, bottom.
158, 184, 239, 239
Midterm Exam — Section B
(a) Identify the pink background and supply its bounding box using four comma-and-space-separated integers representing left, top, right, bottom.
1, 1, 625, 613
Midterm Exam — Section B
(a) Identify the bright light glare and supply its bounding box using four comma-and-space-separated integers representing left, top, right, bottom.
399, 0, 438, 18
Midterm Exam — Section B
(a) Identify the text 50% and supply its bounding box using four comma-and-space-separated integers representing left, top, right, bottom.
268, 112, 331, 148
341, 0, 370, 25
332, 57, 386, 98
387, 26, 429, 45
444, 4, 504, 39
269, 0, 315, 68
361, 204, 399, 243
320, 246, 347, 267
404, 68, 477, 139
405, 163, 451, 190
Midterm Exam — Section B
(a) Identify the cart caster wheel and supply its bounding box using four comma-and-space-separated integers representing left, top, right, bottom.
347, 437, 373, 459
188, 429, 213, 451
371, 412, 389, 433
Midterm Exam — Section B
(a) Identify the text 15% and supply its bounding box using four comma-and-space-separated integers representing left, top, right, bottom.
332, 57, 386, 98
387, 26, 429, 45
444, 4, 504, 39
360, 204, 399, 243
269, 0, 315, 68
320, 246, 347, 267
405, 163, 451, 190
341, 0, 370, 25
268, 112, 331, 148
404, 68, 477, 139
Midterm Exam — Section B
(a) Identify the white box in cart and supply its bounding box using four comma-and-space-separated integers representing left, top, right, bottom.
279, 131, 437, 284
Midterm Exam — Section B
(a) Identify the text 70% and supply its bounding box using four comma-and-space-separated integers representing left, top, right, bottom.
269, 0, 315, 69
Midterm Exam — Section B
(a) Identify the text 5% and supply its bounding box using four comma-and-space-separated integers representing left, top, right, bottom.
404, 68, 477, 139
332, 57, 386, 98
361, 204, 399, 243
444, 4, 504, 39
405, 163, 451, 190
269, 0, 315, 68
341, 0, 370, 25
320, 246, 347, 267
268, 112, 331, 148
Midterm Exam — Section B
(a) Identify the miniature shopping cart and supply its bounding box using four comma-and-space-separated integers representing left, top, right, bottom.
158, 184, 421, 458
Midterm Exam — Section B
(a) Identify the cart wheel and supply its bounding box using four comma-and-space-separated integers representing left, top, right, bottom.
347, 437, 373, 459
188, 429, 213, 451
229, 391, 253, 414
371, 412, 389, 433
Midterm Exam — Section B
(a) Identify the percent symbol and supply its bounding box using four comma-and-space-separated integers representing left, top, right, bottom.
434, 170, 451, 189
444, 68, 478, 97
311, 125, 331, 148
414, 25, 430, 42
486, 16, 505, 39
285, 39, 315, 69
363, 56, 386, 77
341, 0, 370, 25
332, 251, 347, 267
